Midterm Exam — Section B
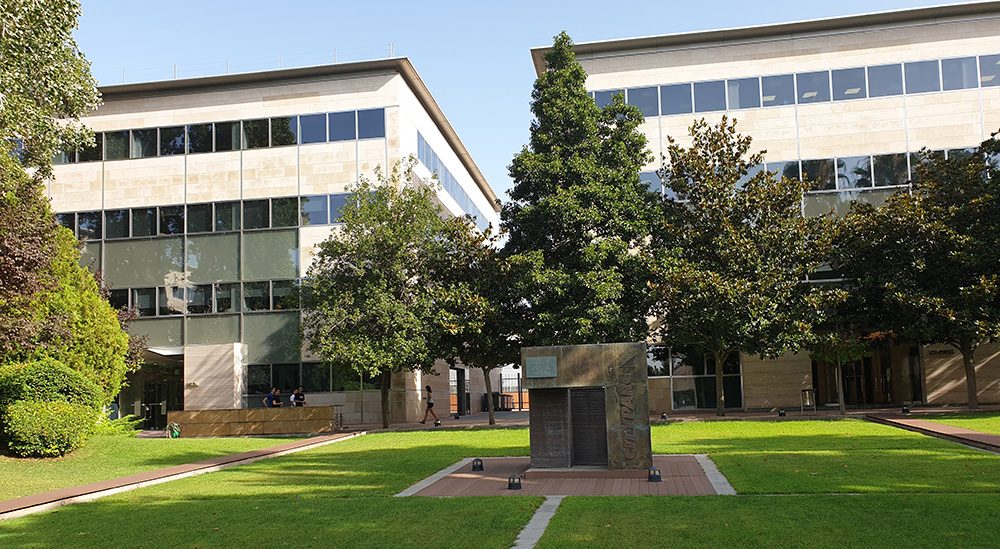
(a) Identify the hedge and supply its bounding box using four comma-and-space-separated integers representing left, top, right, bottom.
2, 400, 97, 457
0, 358, 104, 411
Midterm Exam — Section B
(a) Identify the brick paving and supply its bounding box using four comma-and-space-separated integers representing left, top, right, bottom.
866, 415, 1000, 453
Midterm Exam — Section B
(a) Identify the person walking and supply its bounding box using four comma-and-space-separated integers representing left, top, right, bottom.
419, 385, 441, 426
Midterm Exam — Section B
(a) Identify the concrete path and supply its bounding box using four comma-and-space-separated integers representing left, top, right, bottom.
866, 415, 1000, 453
512, 496, 564, 549
0, 431, 364, 521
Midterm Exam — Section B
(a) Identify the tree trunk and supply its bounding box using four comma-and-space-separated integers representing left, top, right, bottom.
482, 367, 496, 425
714, 350, 727, 417
835, 358, 846, 416
959, 342, 979, 411
379, 371, 392, 428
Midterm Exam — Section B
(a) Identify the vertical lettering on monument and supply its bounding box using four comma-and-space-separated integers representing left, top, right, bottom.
616, 351, 638, 464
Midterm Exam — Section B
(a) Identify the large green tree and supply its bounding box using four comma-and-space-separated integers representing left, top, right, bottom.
502, 32, 658, 346
650, 117, 831, 415
300, 161, 470, 428
835, 135, 1000, 409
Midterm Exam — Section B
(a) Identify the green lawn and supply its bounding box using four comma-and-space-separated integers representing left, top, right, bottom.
923, 411, 1000, 435
0, 435, 296, 499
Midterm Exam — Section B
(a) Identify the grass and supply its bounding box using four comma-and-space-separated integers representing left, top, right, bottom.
922, 411, 1000, 435
0, 435, 297, 499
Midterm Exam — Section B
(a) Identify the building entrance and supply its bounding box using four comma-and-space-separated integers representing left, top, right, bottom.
811, 343, 923, 406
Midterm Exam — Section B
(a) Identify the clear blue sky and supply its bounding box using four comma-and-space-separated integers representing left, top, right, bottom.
76, 0, 945, 200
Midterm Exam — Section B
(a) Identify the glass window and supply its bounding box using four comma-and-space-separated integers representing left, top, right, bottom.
736, 163, 765, 189
796, 71, 830, 103
132, 288, 156, 317
329, 111, 356, 141
299, 114, 326, 144
104, 238, 184, 288
159, 126, 185, 156
670, 347, 706, 376
272, 280, 296, 310
693, 80, 726, 112
214, 121, 239, 151
946, 148, 975, 161
801, 159, 836, 191
727, 78, 760, 109
56, 213, 75, 232
873, 153, 910, 187
836, 156, 872, 189
357, 108, 386, 139
187, 233, 239, 283
109, 288, 129, 310
186, 204, 212, 233
671, 377, 697, 409
626, 86, 659, 117
639, 172, 662, 194
905, 60, 940, 93
243, 230, 298, 280
215, 283, 240, 314
767, 160, 800, 181
243, 200, 269, 230
271, 197, 298, 228
242, 119, 269, 149
186, 315, 239, 345
104, 131, 129, 160
981, 54, 1000, 87
660, 83, 693, 115
159, 206, 184, 235
330, 193, 350, 222
78, 134, 103, 162
300, 195, 329, 225
243, 281, 270, 311
187, 284, 213, 314
77, 211, 101, 240
130, 129, 157, 159
105, 209, 129, 239
247, 364, 271, 395
53, 150, 76, 164
215, 201, 240, 231
79, 241, 100, 272
941, 57, 979, 91
761, 74, 795, 107
832, 68, 866, 101
302, 363, 330, 392
272, 364, 300, 393
270, 117, 297, 147
131, 207, 157, 237
594, 89, 623, 109
187, 124, 213, 153
646, 346, 669, 377
243, 312, 300, 364
867, 64, 904, 98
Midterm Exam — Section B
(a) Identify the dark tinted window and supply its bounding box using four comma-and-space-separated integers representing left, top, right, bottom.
801, 159, 836, 190
981, 54, 1000, 87
867, 64, 904, 97
186, 204, 212, 233
243, 281, 270, 311
214, 122, 239, 151
329, 111, 356, 141
247, 364, 270, 394
941, 57, 979, 90
357, 109, 385, 139
77, 211, 101, 240
693, 81, 726, 112
904, 60, 940, 93
767, 160, 800, 181
53, 150, 76, 164
132, 208, 156, 237
626, 86, 659, 117
270, 117, 297, 147
594, 89, 623, 108
299, 114, 326, 144
330, 193, 350, 222
159, 206, 184, 235
272, 280, 296, 310
873, 153, 910, 186
762, 74, 795, 106
159, 126, 185, 156
104, 131, 129, 160
660, 84, 693, 115
727, 78, 760, 109
243, 200, 269, 230
832, 68, 866, 101
55, 213, 75, 231
302, 363, 330, 392
215, 201, 240, 231
836, 156, 872, 189
796, 71, 830, 103
109, 288, 129, 310
158, 287, 184, 315
300, 195, 328, 225
130, 129, 157, 158
187, 124, 213, 153
272, 364, 299, 392
271, 197, 298, 228
242, 119, 269, 149
215, 283, 240, 313
78, 134, 103, 162
105, 209, 129, 239
187, 284, 212, 314
133, 288, 156, 317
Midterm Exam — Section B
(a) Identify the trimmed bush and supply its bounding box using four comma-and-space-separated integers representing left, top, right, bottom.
2, 400, 97, 457
92, 414, 143, 436
0, 358, 104, 411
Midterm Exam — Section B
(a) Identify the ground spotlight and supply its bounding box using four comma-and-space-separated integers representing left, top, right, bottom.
472, 458, 484, 471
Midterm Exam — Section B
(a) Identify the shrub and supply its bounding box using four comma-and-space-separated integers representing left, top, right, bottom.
2, 400, 97, 457
92, 414, 143, 436
0, 358, 104, 411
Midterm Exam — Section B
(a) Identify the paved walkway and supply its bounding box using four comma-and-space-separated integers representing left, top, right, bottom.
0, 431, 363, 521
866, 415, 1000, 453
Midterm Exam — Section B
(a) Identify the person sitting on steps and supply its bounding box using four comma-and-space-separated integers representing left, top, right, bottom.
419, 385, 441, 426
